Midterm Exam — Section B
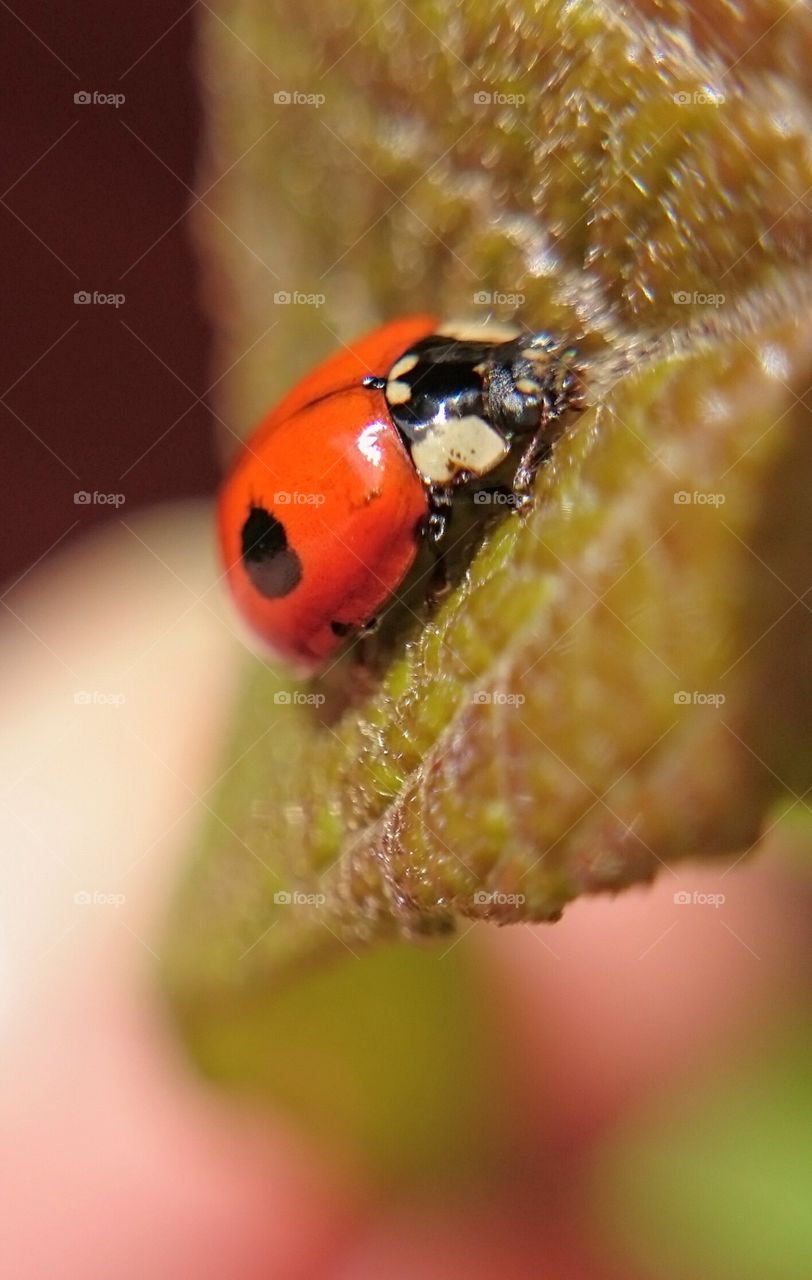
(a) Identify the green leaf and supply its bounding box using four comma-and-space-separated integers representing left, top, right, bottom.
165, 0, 812, 1050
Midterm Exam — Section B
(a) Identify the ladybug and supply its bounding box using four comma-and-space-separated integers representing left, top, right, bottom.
218, 315, 581, 669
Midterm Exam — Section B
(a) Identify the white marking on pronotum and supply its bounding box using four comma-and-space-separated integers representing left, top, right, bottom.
385, 380, 411, 404
437, 320, 520, 343
388, 352, 419, 380
410, 414, 509, 483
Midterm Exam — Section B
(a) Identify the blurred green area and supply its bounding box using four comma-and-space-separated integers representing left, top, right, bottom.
179, 939, 513, 1184
596, 1023, 812, 1280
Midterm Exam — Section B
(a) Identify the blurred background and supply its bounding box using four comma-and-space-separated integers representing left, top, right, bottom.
0, 0, 216, 589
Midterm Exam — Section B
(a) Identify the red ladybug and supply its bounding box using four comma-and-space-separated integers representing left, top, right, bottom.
218, 315, 580, 669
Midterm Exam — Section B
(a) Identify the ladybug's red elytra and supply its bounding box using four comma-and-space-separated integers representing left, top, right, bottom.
218, 315, 581, 669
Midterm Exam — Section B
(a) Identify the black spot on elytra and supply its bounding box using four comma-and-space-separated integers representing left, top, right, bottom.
241, 505, 302, 599
330, 620, 352, 637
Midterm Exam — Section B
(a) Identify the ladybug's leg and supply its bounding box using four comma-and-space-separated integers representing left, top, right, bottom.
425, 485, 454, 604
510, 430, 553, 513
508, 364, 582, 512
426, 483, 454, 545
352, 621, 382, 678
426, 509, 447, 542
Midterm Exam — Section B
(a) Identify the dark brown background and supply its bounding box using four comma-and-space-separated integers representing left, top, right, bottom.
0, 1, 216, 589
